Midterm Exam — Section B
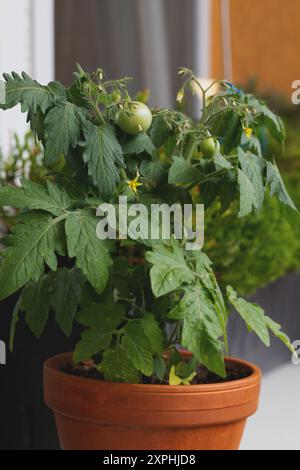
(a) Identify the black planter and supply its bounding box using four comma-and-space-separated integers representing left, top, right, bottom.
0, 293, 81, 450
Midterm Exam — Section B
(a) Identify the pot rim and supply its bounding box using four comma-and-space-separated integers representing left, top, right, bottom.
44, 352, 261, 394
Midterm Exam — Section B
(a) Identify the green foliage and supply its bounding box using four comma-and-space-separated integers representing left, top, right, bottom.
237, 169, 258, 217
0, 212, 64, 301
140, 160, 166, 185
22, 276, 51, 337
121, 321, 154, 376
44, 102, 86, 165
122, 132, 155, 156
266, 161, 298, 227
10, 267, 84, 344
147, 243, 227, 376
140, 312, 164, 354
168, 283, 226, 377
83, 122, 124, 199
168, 156, 202, 185
204, 111, 300, 296
65, 209, 112, 294
100, 345, 140, 383
205, 197, 299, 296
238, 148, 265, 211
145, 241, 193, 297
227, 286, 294, 352
1, 72, 55, 113
0, 65, 296, 384
150, 114, 172, 148
49, 268, 83, 336
74, 302, 125, 362
0, 179, 70, 216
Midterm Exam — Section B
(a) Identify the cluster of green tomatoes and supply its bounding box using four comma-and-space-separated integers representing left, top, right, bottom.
117, 101, 218, 155
115, 101, 219, 201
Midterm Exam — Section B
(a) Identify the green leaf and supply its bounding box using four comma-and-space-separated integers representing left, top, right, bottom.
27, 108, 45, 141
48, 80, 68, 100
168, 283, 225, 377
21, 276, 51, 337
181, 373, 197, 385
237, 168, 257, 217
65, 209, 112, 294
187, 326, 225, 377
76, 301, 125, 328
176, 360, 195, 379
9, 294, 23, 351
140, 160, 166, 185
247, 95, 285, 142
150, 114, 172, 148
169, 284, 223, 340
73, 302, 124, 362
83, 123, 124, 199
0, 179, 70, 216
266, 161, 299, 226
44, 102, 86, 165
146, 241, 193, 297
46, 180, 72, 212
153, 356, 166, 381
74, 329, 112, 363
227, 286, 294, 353
49, 268, 82, 336
200, 181, 219, 208
171, 362, 197, 385
192, 250, 229, 349
100, 345, 140, 383
167, 348, 182, 368
226, 286, 270, 346
121, 320, 154, 376
168, 156, 202, 185
266, 161, 295, 208
210, 110, 241, 153
213, 151, 232, 170
1, 72, 55, 113
0, 213, 62, 301
265, 316, 294, 353
122, 132, 155, 155
67, 79, 90, 108
238, 148, 265, 210
140, 313, 165, 354
242, 134, 262, 157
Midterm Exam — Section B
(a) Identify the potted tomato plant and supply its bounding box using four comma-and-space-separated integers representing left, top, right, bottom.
0, 66, 296, 450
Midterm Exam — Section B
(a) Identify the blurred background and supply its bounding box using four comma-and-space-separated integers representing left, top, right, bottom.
0, 0, 299, 450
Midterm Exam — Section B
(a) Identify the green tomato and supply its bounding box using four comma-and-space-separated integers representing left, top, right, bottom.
117, 102, 152, 135
200, 137, 220, 158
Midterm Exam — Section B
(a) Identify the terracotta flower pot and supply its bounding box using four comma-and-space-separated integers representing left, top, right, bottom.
44, 352, 261, 450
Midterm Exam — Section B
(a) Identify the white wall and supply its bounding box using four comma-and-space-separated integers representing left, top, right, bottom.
194, 0, 211, 79
0, 0, 54, 156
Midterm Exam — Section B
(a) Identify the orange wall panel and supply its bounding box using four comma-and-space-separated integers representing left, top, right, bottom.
211, 0, 300, 96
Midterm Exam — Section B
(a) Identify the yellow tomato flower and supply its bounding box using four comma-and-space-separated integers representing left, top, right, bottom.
243, 126, 253, 139
126, 174, 143, 194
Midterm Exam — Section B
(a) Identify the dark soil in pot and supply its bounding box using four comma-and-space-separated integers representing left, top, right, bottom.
62, 358, 252, 385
